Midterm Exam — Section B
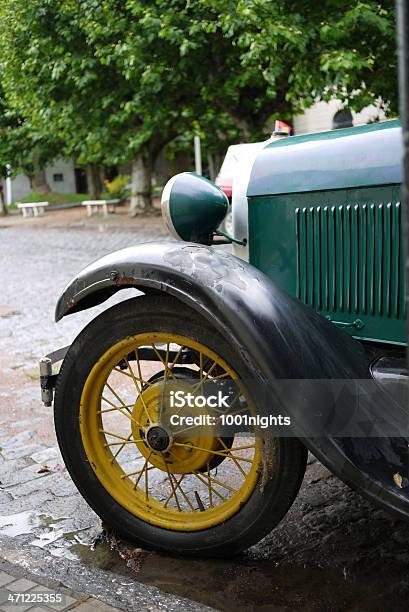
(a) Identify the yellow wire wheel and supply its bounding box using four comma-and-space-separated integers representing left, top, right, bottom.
80, 332, 262, 531
55, 297, 308, 555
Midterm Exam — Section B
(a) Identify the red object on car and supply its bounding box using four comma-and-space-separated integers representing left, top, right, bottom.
215, 122, 293, 199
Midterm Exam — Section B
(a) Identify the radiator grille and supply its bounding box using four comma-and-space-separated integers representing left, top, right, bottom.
295, 203, 405, 318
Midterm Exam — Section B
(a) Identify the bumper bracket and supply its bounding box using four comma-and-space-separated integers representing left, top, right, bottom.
39, 346, 70, 407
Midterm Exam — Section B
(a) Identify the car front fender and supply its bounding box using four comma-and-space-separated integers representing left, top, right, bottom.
55, 241, 409, 520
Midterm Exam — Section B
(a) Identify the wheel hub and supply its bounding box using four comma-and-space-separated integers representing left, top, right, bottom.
145, 425, 171, 452
131, 379, 230, 473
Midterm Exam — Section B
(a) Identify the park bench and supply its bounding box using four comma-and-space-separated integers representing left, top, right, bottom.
16, 201, 49, 217
81, 199, 120, 217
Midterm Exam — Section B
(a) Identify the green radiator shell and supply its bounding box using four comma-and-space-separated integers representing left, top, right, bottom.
248, 186, 406, 345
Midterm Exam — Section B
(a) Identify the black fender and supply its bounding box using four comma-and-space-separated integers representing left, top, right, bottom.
56, 241, 409, 520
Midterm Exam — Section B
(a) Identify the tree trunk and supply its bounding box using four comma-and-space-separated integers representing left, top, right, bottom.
0, 188, 7, 216
31, 152, 51, 193
129, 153, 153, 216
86, 163, 103, 199
31, 169, 51, 193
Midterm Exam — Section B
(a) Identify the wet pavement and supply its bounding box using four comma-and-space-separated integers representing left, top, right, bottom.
1, 216, 409, 611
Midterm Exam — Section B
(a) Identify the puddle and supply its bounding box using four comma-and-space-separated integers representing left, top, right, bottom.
81, 527, 409, 612
2, 489, 409, 610
0, 511, 70, 544
1, 508, 409, 610
0, 509, 105, 563
122, 550, 409, 611
0, 510, 39, 537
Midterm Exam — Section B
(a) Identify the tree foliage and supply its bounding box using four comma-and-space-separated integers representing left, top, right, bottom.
0, 0, 398, 211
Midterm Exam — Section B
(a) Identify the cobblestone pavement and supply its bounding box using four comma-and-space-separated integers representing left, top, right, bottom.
0, 223, 212, 612
1, 222, 409, 611
0, 221, 167, 359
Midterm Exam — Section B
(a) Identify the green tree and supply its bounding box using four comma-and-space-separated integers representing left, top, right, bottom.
0, 0, 397, 215
231, 0, 397, 117
0, 77, 61, 213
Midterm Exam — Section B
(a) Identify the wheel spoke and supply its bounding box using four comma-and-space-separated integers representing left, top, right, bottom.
109, 433, 133, 463
101, 395, 131, 413
164, 474, 197, 511
98, 403, 134, 414
113, 367, 150, 386
206, 463, 214, 507
173, 442, 254, 463
191, 360, 218, 393
134, 349, 147, 387
105, 383, 131, 411
133, 453, 152, 490
171, 422, 203, 436
99, 429, 135, 442
122, 358, 150, 388
145, 456, 150, 500
229, 443, 257, 452
164, 461, 182, 510
101, 395, 141, 426
159, 343, 170, 420
121, 464, 155, 479
105, 439, 143, 447
218, 438, 246, 477
175, 475, 197, 511
193, 471, 227, 501
152, 344, 178, 383
204, 471, 239, 494
124, 356, 153, 422
210, 372, 230, 380
170, 344, 185, 368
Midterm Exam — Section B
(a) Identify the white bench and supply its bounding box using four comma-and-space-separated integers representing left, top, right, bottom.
17, 202, 49, 217
82, 199, 120, 217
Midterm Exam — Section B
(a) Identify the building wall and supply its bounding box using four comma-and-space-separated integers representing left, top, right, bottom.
2, 158, 77, 203
293, 100, 386, 135
7, 173, 32, 203
44, 158, 77, 194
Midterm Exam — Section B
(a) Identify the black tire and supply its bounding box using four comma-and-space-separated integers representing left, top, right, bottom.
54, 295, 307, 557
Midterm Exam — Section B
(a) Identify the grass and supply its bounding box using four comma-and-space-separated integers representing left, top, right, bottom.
10, 191, 116, 208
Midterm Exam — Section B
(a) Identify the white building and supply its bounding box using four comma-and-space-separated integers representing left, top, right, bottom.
293, 100, 385, 134
2, 158, 80, 205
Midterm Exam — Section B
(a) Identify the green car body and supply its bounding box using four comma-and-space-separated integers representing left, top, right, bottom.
246, 120, 404, 346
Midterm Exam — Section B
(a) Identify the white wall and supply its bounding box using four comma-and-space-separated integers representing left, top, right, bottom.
1, 158, 77, 202
293, 100, 386, 135
7, 173, 32, 202
44, 158, 76, 194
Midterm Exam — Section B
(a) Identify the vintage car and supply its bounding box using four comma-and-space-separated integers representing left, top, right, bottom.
39, 118, 409, 557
